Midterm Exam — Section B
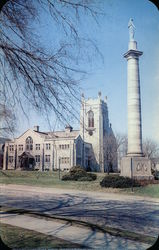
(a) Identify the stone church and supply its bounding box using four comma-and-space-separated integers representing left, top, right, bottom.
3, 93, 117, 172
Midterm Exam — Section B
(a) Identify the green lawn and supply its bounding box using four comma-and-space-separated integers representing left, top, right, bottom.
124, 184, 159, 198
0, 170, 107, 191
0, 170, 159, 198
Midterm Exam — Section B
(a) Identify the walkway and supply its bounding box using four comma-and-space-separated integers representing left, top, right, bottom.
0, 211, 150, 250
1, 184, 159, 237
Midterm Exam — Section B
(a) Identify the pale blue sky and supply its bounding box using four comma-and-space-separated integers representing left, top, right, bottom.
16, 0, 159, 143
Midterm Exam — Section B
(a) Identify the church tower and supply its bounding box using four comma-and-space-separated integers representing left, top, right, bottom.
80, 92, 111, 172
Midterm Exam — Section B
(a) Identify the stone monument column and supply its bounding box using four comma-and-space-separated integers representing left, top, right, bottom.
125, 18, 143, 156
121, 19, 153, 180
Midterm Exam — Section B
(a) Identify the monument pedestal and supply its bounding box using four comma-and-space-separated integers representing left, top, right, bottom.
121, 156, 153, 180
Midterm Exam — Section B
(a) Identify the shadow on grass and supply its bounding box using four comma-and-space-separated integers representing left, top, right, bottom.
0, 223, 86, 249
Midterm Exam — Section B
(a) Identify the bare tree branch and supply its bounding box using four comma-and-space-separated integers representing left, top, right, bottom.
143, 138, 159, 158
0, 103, 16, 136
0, 0, 101, 131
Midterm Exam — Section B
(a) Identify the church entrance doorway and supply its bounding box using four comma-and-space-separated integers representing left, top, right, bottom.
19, 152, 35, 170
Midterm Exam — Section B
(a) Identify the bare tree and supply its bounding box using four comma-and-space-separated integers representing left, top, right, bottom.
0, 103, 16, 136
104, 132, 127, 172
116, 133, 127, 157
115, 135, 159, 170
113, 135, 159, 160
103, 132, 118, 173
143, 138, 159, 159
0, 0, 101, 127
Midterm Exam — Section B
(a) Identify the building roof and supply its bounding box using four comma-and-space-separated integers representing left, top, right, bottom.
19, 151, 34, 159
12, 127, 80, 142
46, 130, 80, 139
16, 129, 48, 140
34, 131, 48, 135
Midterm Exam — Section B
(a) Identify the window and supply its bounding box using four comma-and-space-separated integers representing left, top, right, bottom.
26, 137, 33, 151
59, 144, 69, 149
61, 157, 70, 164
9, 145, 14, 152
46, 143, 51, 150
36, 144, 40, 150
88, 110, 94, 128
45, 155, 50, 162
35, 155, 40, 163
8, 156, 13, 163
18, 145, 23, 151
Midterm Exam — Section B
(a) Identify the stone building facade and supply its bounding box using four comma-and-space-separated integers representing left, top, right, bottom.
80, 92, 117, 172
3, 94, 117, 172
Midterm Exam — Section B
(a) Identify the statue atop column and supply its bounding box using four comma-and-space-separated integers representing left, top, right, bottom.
128, 18, 135, 41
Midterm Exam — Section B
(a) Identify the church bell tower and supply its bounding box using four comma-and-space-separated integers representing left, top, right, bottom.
80, 92, 110, 172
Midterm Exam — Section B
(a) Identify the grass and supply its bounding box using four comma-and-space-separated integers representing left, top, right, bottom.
0, 170, 159, 198
124, 184, 159, 198
0, 170, 111, 191
0, 223, 84, 249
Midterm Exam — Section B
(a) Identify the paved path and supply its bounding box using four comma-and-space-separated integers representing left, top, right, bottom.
0, 184, 159, 249
0, 212, 150, 249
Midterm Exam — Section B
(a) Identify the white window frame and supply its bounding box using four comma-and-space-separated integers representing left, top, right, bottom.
36, 144, 40, 150
46, 143, 51, 150
35, 155, 40, 163
45, 155, 50, 162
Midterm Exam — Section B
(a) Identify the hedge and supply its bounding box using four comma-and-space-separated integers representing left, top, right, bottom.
100, 175, 141, 188
62, 166, 97, 181
154, 171, 159, 180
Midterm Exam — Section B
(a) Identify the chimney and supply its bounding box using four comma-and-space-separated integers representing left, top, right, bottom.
34, 125, 39, 132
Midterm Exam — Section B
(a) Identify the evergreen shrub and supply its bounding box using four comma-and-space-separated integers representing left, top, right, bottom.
62, 166, 97, 181
100, 175, 141, 188
154, 171, 159, 180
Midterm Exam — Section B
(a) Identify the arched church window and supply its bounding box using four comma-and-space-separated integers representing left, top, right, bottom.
88, 110, 94, 128
26, 136, 33, 151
